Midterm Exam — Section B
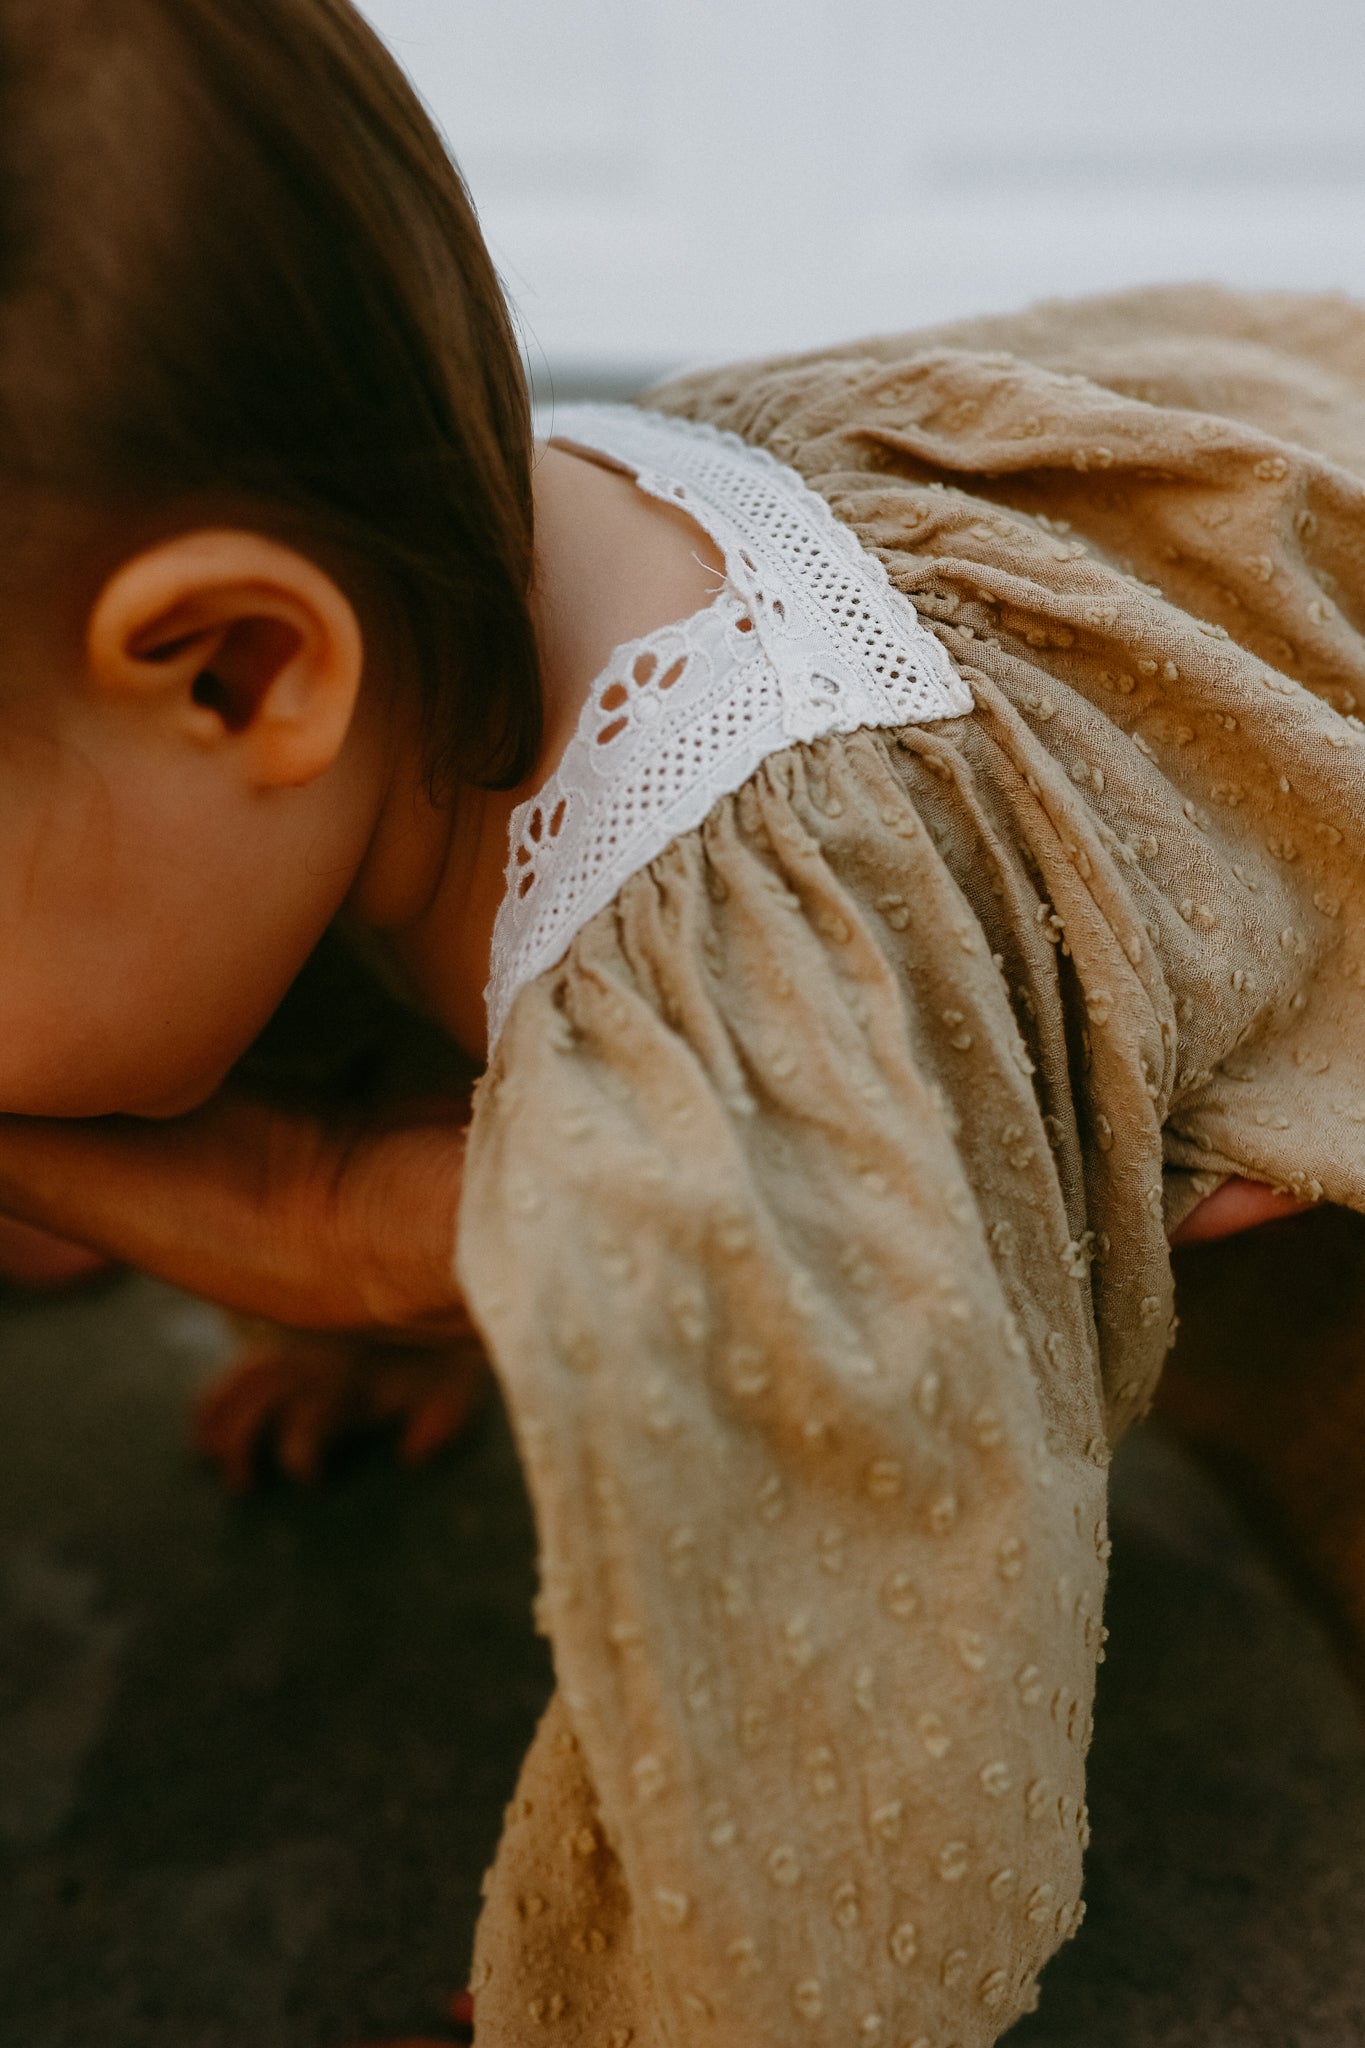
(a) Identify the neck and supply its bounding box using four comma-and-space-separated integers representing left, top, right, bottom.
347, 433, 725, 1061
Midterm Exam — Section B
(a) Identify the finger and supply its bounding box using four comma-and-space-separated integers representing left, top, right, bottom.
400, 1351, 486, 1463
193, 1406, 261, 1495
449, 1988, 476, 2035
399, 1387, 471, 1465
193, 1356, 294, 1458
1171, 1176, 1314, 1247
277, 1395, 344, 1483
193, 1373, 283, 1490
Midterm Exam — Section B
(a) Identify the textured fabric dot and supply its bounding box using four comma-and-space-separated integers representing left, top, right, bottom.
872, 1801, 904, 1842
792, 1978, 825, 2020
831, 1879, 861, 1930
918, 1712, 952, 1759
889, 1922, 920, 1966
883, 1572, 922, 1619
866, 1458, 905, 1499
980, 1967, 1011, 2008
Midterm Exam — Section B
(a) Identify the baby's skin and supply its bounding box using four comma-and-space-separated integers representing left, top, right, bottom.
0, 1212, 112, 1287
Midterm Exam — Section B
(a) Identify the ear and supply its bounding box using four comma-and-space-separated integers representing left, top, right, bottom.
85, 531, 365, 788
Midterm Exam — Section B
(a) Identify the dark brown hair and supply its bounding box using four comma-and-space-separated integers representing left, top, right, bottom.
0, 0, 540, 789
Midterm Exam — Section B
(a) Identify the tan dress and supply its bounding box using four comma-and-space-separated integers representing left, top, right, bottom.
458, 285, 1365, 2046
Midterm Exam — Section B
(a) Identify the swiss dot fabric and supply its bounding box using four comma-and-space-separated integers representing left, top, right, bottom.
459, 286, 1365, 2047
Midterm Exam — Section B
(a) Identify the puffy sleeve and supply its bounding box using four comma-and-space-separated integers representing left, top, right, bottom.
458, 725, 1162, 2046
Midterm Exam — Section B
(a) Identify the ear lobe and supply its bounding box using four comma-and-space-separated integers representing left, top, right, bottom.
87, 531, 365, 787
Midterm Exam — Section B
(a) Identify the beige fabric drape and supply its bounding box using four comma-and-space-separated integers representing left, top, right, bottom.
458, 286, 1365, 2045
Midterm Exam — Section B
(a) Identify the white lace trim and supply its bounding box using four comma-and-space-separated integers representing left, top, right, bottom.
486, 402, 973, 1047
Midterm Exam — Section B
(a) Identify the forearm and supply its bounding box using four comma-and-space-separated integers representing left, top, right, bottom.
0, 1098, 469, 1338
0, 1114, 199, 1265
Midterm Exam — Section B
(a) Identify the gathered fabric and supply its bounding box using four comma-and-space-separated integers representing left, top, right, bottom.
457, 285, 1365, 2046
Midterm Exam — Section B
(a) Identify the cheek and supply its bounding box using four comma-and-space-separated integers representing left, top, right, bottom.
0, 706, 373, 1119
0, 752, 126, 1108
0, 724, 115, 910
0, 781, 268, 1117
0, 929, 253, 1117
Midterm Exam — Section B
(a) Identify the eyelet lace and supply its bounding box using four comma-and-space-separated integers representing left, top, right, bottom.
486, 403, 972, 1046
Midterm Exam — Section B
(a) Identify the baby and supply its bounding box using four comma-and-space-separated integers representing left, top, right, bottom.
1, 3, 1363, 2045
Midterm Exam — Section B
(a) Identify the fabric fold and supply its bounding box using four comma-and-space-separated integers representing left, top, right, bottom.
459, 285, 1365, 2045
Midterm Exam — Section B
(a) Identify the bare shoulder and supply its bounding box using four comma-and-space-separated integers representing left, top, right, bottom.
537, 438, 726, 676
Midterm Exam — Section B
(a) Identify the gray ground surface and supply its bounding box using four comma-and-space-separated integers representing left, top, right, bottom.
2, 1275, 1364, 2048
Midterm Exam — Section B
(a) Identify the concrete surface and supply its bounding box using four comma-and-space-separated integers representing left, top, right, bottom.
2, 1274, 1364, 2047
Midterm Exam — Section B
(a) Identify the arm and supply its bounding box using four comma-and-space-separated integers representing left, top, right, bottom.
0, 1088, 471, 1341
0, 1212, 118, 1289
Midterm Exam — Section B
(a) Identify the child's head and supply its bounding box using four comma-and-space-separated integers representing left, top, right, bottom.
0, 0, 540, 1116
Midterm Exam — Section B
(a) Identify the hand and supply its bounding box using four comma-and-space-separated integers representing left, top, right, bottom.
195, 1329, 486, 1492
1169, 1175, 1314, 1248
0, 1085, 473, 1340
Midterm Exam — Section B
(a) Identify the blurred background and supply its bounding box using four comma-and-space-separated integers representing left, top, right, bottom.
360, 0, 1365, 398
